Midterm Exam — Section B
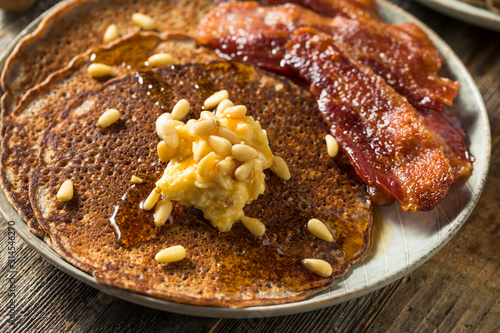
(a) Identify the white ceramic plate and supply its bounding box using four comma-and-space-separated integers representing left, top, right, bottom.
0, 0, 490, 318
415, 0, 500, 31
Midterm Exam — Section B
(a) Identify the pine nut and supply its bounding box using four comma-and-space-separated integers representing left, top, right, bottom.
188, 119, 216, 137
97, 108, 121, 128
132, 13, 155, 30
232, 144, 258, 162
234, 160, 254, 181
307, 219, 333, 242
156, 114, 179, 148
143, 187, 161, 210
224, 105, 247, 118
208, 135, 232, 156
200, 111, 217, 122
157, 141, 177, 162
216, 157, 235, 176
131, 175, 143, 183
155, 245, 186, 263
271, 155, 291, 180
148, 53, 175, 67
241, 216, 265, 237
325, 134, 339, 158
154, 199, 173, 227
57, 179, 74, 202
302, 259, 333, 277
215, 99, 234, 116
171, 99, 190, 120
87, 63, 113, 78
198, 152, 216, 178
251, 177, 264, 199
217, 126, 240, 144
204, 90, 229, 109
193, 140, 211, 162
103, 24, 119, 43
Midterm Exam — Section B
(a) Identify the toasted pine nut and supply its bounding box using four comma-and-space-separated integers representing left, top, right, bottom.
232, 144, 258, 162
200, 111, 218, 123
131, 175, 143, 183
325, 134, 339, 158
97, 108, 121, 128
216, 157, 235, 176
241, 216, 265, 237
271, 155, 291, 180
143, 187, 161, 210
154, 199, 173, 227
171, 99, 190, 120
208, 135, 232, 156
234, 160, 254, 181
103, 24, 119, 43
189, 119, 216, 137
155, 245, 186, 263
148, 53, 175, 67
302, 259, 333, 277
223, 105, 247, 118
251, 177, 264, 199
215, 99, 234, 116
57, 180, 74, 202
157, 141, 177, 162
217, 126, 240, 144
132, 13, 155, 30
198, 152, 216, 178
204, 90, 229, 109
156, 114, 179, 147
87, 63, 113, 78
307, 219, 333, 242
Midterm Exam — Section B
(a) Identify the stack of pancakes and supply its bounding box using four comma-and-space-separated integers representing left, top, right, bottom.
0, 0, 372, 307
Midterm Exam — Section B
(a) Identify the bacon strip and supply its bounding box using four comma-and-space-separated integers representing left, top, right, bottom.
284, 28, 454, 211
197, 1, 460, 111
260, 0, 380, 20
418, 108, 473, 181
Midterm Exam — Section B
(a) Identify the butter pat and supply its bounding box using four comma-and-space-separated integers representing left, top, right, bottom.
154, 96, 276, 232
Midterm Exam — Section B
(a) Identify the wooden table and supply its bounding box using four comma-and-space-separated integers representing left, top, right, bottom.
0, 0, 498, 332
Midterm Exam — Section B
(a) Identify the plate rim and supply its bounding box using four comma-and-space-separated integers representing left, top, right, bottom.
415, 0, 500, 32
0, 0, 491, 318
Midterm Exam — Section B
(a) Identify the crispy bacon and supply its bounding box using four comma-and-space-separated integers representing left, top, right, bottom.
418, 107, 473, 181
197, 1, 460, 111
284, 28, 455, 211
260, 0, 380, 20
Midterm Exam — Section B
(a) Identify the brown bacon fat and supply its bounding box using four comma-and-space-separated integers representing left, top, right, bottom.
284, 29, 454, 212
197, 1, 459, 111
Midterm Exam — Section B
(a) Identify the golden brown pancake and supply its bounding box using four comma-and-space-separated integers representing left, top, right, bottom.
29, 62, 372, 307
1, 0, 217, 107
0, 32, 220, 236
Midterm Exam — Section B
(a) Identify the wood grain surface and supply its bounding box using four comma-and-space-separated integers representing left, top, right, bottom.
0, 0, 499, 332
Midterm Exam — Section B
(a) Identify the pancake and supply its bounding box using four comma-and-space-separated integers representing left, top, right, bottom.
0, 0, 217, 108
0, 32, 220, 236
29, 62, 372, 307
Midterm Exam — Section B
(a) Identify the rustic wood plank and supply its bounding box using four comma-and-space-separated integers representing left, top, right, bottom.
0, 216, 102, 333
210, 283, 400, 333
68, 295, 219, 333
